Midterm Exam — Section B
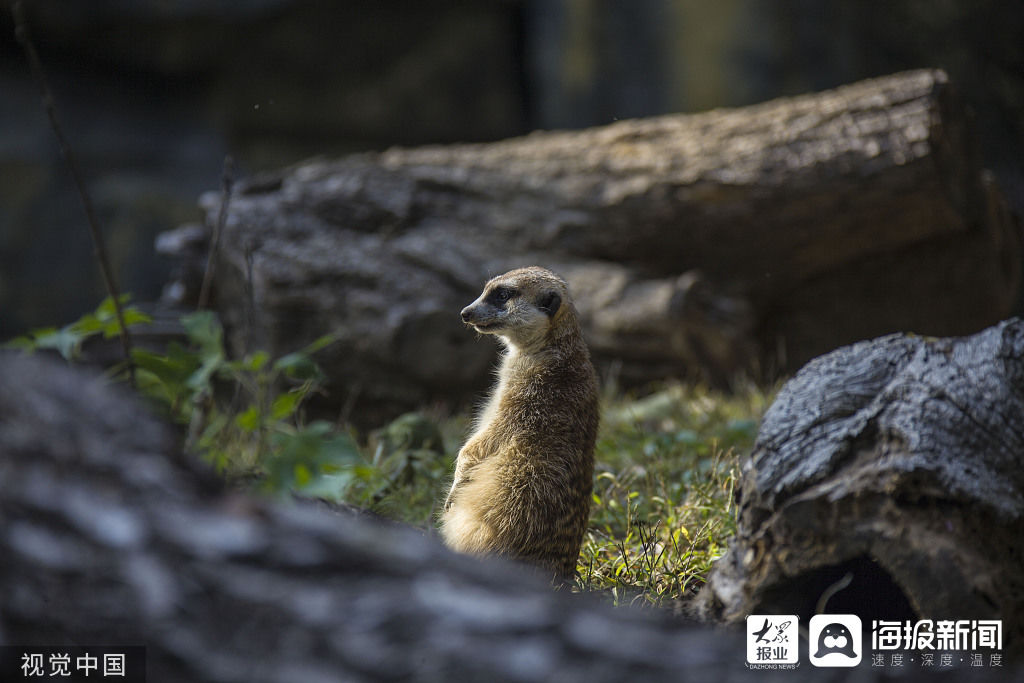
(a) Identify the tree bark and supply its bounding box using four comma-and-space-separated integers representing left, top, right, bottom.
697, 318, 1024, 656
161, 68, 1020, 424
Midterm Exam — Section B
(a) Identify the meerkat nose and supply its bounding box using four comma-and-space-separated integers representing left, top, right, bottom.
461, 306, 474, 322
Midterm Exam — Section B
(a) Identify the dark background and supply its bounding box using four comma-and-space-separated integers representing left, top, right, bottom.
1, 0, 1021, 338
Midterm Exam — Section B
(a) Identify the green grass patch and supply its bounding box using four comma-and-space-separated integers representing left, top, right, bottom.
578, 384, 770, 607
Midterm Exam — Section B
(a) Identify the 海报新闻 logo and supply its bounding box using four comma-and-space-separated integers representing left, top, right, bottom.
809, 614, 863, 667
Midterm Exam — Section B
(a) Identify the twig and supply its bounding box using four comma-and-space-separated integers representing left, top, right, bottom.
243, 237, 256, 356
12, 1, 135, 386
197, 156, 235, 310
678, 518, 714, 589
184, 388, 210, 457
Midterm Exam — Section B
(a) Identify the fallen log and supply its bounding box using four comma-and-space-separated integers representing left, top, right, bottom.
0, 352, 798, 681
698, 318, 1024, 656
160, 68, 1020, 424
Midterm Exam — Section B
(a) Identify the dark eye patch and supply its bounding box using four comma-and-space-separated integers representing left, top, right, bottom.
537, 291, 561, 317
487, 286, 517, 305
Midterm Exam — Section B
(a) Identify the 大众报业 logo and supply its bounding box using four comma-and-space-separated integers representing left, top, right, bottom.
746, 615, 799, 665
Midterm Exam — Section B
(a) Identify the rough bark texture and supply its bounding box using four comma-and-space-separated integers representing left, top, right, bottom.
698, 318, 1024, 656
159, 68, 1021, 425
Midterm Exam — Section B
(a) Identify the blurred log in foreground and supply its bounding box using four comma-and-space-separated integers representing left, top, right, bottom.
0, 353, 755, 681
698, 318, 1024, 657
160, 68, 1021, 424
4, 345, 1024, 679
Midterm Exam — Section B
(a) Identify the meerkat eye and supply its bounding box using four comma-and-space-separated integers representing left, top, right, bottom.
489, 286, 516, 305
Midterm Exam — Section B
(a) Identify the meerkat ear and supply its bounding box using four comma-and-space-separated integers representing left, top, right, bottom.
537, 291, 562, 317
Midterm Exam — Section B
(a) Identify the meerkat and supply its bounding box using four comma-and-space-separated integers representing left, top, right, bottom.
440, 266, 599, 580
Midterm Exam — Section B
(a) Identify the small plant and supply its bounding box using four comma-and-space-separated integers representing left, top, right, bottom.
130, 311, 361, 496
5, 294, 151, 361
308, 412, 454, 527
6, 299, 364, 498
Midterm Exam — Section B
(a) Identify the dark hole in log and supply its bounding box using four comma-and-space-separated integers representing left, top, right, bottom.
761, 555, 917, 627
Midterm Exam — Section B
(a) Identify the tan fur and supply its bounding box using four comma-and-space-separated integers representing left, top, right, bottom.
441, 267, 599, 580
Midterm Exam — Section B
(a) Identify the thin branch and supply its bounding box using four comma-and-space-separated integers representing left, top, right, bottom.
12, 1, 136, 386
243, 237, 256, 356
197, 156, 235, 311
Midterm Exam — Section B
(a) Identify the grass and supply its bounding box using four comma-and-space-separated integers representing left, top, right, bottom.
577, 383, 770, 608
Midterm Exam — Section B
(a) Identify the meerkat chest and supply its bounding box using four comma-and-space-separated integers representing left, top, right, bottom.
463, 351, 539, 454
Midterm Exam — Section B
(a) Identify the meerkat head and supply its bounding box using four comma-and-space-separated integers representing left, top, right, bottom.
461, 267, 570, 351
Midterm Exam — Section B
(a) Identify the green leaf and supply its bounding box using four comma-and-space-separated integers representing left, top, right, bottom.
186, 350, 224, 392
297, 471, 356, 499
101, 309, 152, 338
271, 391, 302, 420
70, 313, 104, 335
301, 333, 337, 354
2, 295, 154, 360
96, 294, 132, 317
32, 326, 86, 361
122, 308, 152, 326
181, 311, 224, 356
262, 421, 360, 493
2, 335, 37, 352
51, 296, 153, 343
199, 413, 229, 447
235, 405, 261, 432
242, 351, 270, 372
294, 464, 312, 487
132, 347, 196, 383
273, 352, 324, 381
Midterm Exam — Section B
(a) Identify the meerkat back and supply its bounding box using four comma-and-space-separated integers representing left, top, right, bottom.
440, 267, 599, 580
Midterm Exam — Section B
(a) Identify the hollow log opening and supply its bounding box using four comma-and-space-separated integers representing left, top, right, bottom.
760, 556, 918, 627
